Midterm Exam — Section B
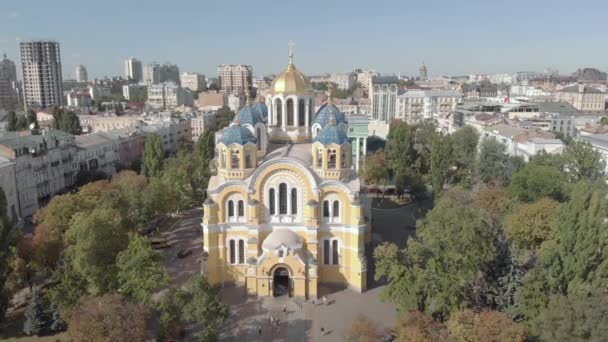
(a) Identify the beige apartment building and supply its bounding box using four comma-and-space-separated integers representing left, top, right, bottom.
217, 64, 252, 95
556, 84, 606, 112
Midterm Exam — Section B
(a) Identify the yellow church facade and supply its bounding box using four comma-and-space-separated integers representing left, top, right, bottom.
201, 51, 369, 299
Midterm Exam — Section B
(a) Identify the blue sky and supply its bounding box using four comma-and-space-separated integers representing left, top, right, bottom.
1, 0, 607, 79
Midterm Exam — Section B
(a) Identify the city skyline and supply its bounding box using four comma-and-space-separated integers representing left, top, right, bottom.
1, 0, 607, 79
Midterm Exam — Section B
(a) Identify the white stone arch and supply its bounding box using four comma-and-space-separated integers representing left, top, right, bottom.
311, 123, 322, 138
253, 122, 267, 152
263, 170, 305, 224
320, 192, 342, 223
249, 160, 319, 197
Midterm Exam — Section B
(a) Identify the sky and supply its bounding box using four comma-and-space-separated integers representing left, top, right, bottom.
1, 0, 607, 80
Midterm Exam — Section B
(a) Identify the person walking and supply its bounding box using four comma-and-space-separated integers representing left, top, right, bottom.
321, 327, 325, 336
282, 305, 287, 313
322, 296, 328, 306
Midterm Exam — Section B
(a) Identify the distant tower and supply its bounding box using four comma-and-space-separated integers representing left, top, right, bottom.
419, 62, 428, 81
125, 57, 143, 83
75, 65, 88, 82
20, 40, 63, 108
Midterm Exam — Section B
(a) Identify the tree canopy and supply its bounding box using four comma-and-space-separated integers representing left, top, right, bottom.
476, 139, 508, 184
141, 133, 164, 177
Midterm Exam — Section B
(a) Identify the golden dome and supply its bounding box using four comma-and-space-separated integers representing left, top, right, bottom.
269, 53, 312, 96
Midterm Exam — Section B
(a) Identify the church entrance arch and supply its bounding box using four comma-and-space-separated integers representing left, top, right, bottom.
272, 266, 290, 297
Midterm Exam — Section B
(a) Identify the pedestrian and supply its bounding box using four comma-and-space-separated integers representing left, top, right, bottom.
258, 327, 262, 336
321, 327, 325, 336
282, 305, 287, 313
270, 315, 274, 325
322, 296, 327, 306
312, 298, 316, 305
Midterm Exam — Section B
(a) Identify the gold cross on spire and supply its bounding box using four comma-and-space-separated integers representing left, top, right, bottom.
288, 40, 295, 64
326, 81, 334, 106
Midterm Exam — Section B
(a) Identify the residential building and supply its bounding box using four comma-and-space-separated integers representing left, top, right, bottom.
190, 112, 217, 142
355, 70, 379, 92
101, 128, 146, 169
461, 82, 509, 99
88, 85, 111, 101
146, 82, 193, 110
197, 92, 227, 111
346, 114, 368, 171
144, 62, 180, 85
141, 115, 191, 152
20, 41, 63, 108
0, 157, 19, 220
144, 63, 161, 85
66, 90, 92, 108
75, 133, 118, 176
572, 68, 607, 82
0, 129, 78, 218
331, 73, 355, 90
122, 84, 147, 101
75, 65, 88, 83
124, 57, 143, 83
396, 90, 462, 124
227, 94, 245, 112
0, 54, 18, 111
555, 84, 605, 112
370, 76, 398, 122
78, 114, 143, 134
480, 124, 564, 161
202, 52, 368, 299
218, 64, 252, 95
181, 72, 207, 92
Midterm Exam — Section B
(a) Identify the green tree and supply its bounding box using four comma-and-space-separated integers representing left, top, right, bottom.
48, 302, 66, 332
116, 234, 169, 304
561, 141, 605, 183
447, 310, 527, 342
161, 151, 198, 210
395, 310, 447, 342
503, 198, 560, 250
6, 111, 18, 131
157, 288, 190, 339
386, 121, 426, 194
195, 129, 216, 161
57, 110, 82, 135
532, 292, 608, 342
430, 134, 454, 195
48, 261, 88, 312
141, 133, 164, 177
26, 109, 38, 129
215, 106, 235, 129
374, 191, 496, 319
360, 150, 388, 195
22, 290, 48, 336
0, 187, 16, 323
64, 208, 129, 294
509, 162, 564, 203
516, 266, 551, 320
182, 275, 229, 341
476, 139, 508, 184
450, 126, 479, 185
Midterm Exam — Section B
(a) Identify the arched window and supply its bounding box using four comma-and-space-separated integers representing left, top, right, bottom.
276, 99, 282, 126
231, 149, 239, 169
291, 188, 297, 215
229, 239, 236, 264
323, 200, 330, 217
328, 150, 337, 169
341, 150, 347, 168
238, 240, 245, 264
279, 183, 287, 214
332, 240, 339, 265
333, 201, 340, 217
256, 127, 262, 150
298, 99, 305, 126
269, 188, 275, 215
228, 200, 234, 218
316, 148, 323, 167
238, 200, 244, 217
287, 99, 294, 126
245, 153, 252, 168
323, 240, 330, 265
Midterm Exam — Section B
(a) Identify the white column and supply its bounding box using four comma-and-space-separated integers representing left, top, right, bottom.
293, 97, 299, 128
287, 187, 292, 216
274, 187, 279, 216
268, 98, 273, 126
305, 97, 310, 128
281, 97, 287, 130
363, 137, 367, 157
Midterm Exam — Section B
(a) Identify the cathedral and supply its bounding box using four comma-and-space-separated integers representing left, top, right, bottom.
201, 50, 369, 299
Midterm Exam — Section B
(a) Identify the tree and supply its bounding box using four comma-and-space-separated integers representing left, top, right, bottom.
450, 126, 479, 185
503, 198, 560, 250
157, 288, 190, 339
561, 141, 605, 183
48, 302, 66, 332
195, 129, 216, 161
161, 151, 198, 210
395, 311, 447, 342
476, 139, 508, 184
509, 164, 565, 202
182, 275, 229, 341
34, 192, 83, 239
23, 290, 48, 336
215, 106, 235, 129
447, 310, 527, 342
375, 191, 496, 319
64, 208, 129, 294
57, 110, 82, 135
430, 134, 454, 195
66, 295, 148, 342
361, 150, 388, 195
0, 187, 16, 323
532, 292, 608, 342
473, 185, 510, 223
386, 121, 426, 194
6, 111, 18, 131
32, 224, 63, 271
344, 314, 381, 342
141, 133, 164, 177
116, 234, 169, 304
26, 109, 38, 129
6, 235, 35, 294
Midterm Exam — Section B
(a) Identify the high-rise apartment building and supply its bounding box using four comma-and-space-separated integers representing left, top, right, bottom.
217, 64, 252, 95
125, 57, 143, 83
180, 72, 207, 92
0, 54, 18, 111
76, 64, 88, 82
20, 40, 63, 108
144, 62, 180, 85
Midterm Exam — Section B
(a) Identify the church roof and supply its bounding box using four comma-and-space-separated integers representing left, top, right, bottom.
314, 123, 348, 145
314, 103, 346, 127
236, 105, 264, 126
269, 54, 312, 95
262, 229, 303, 251
251, 102, 268, 121
220, 124, 257, 145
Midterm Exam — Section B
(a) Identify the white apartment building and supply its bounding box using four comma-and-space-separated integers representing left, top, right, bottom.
20, 41, 63, 108
79, 114, 143, 134
181, 72, 207, 92
356, 70, 379, 91
331, 73, 355, 90
510, 84, 550, 97
122, 84, 147, 101
88, 85, 111, 101
396, 90, 462, 124
75, 65, 88, 83
370, 76, 398, 122
218, 64, 252, 95
480, 124, 564, 162
0, 54, 18, 111
146, 82, 193, 110
141, 115, 192, 153
66, 91, 92, 108
227, 94, 245, 112
190, 112, 217, 142
125, 57, 143, 83
144, 63, 180, 85
0, 157, 19, 220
